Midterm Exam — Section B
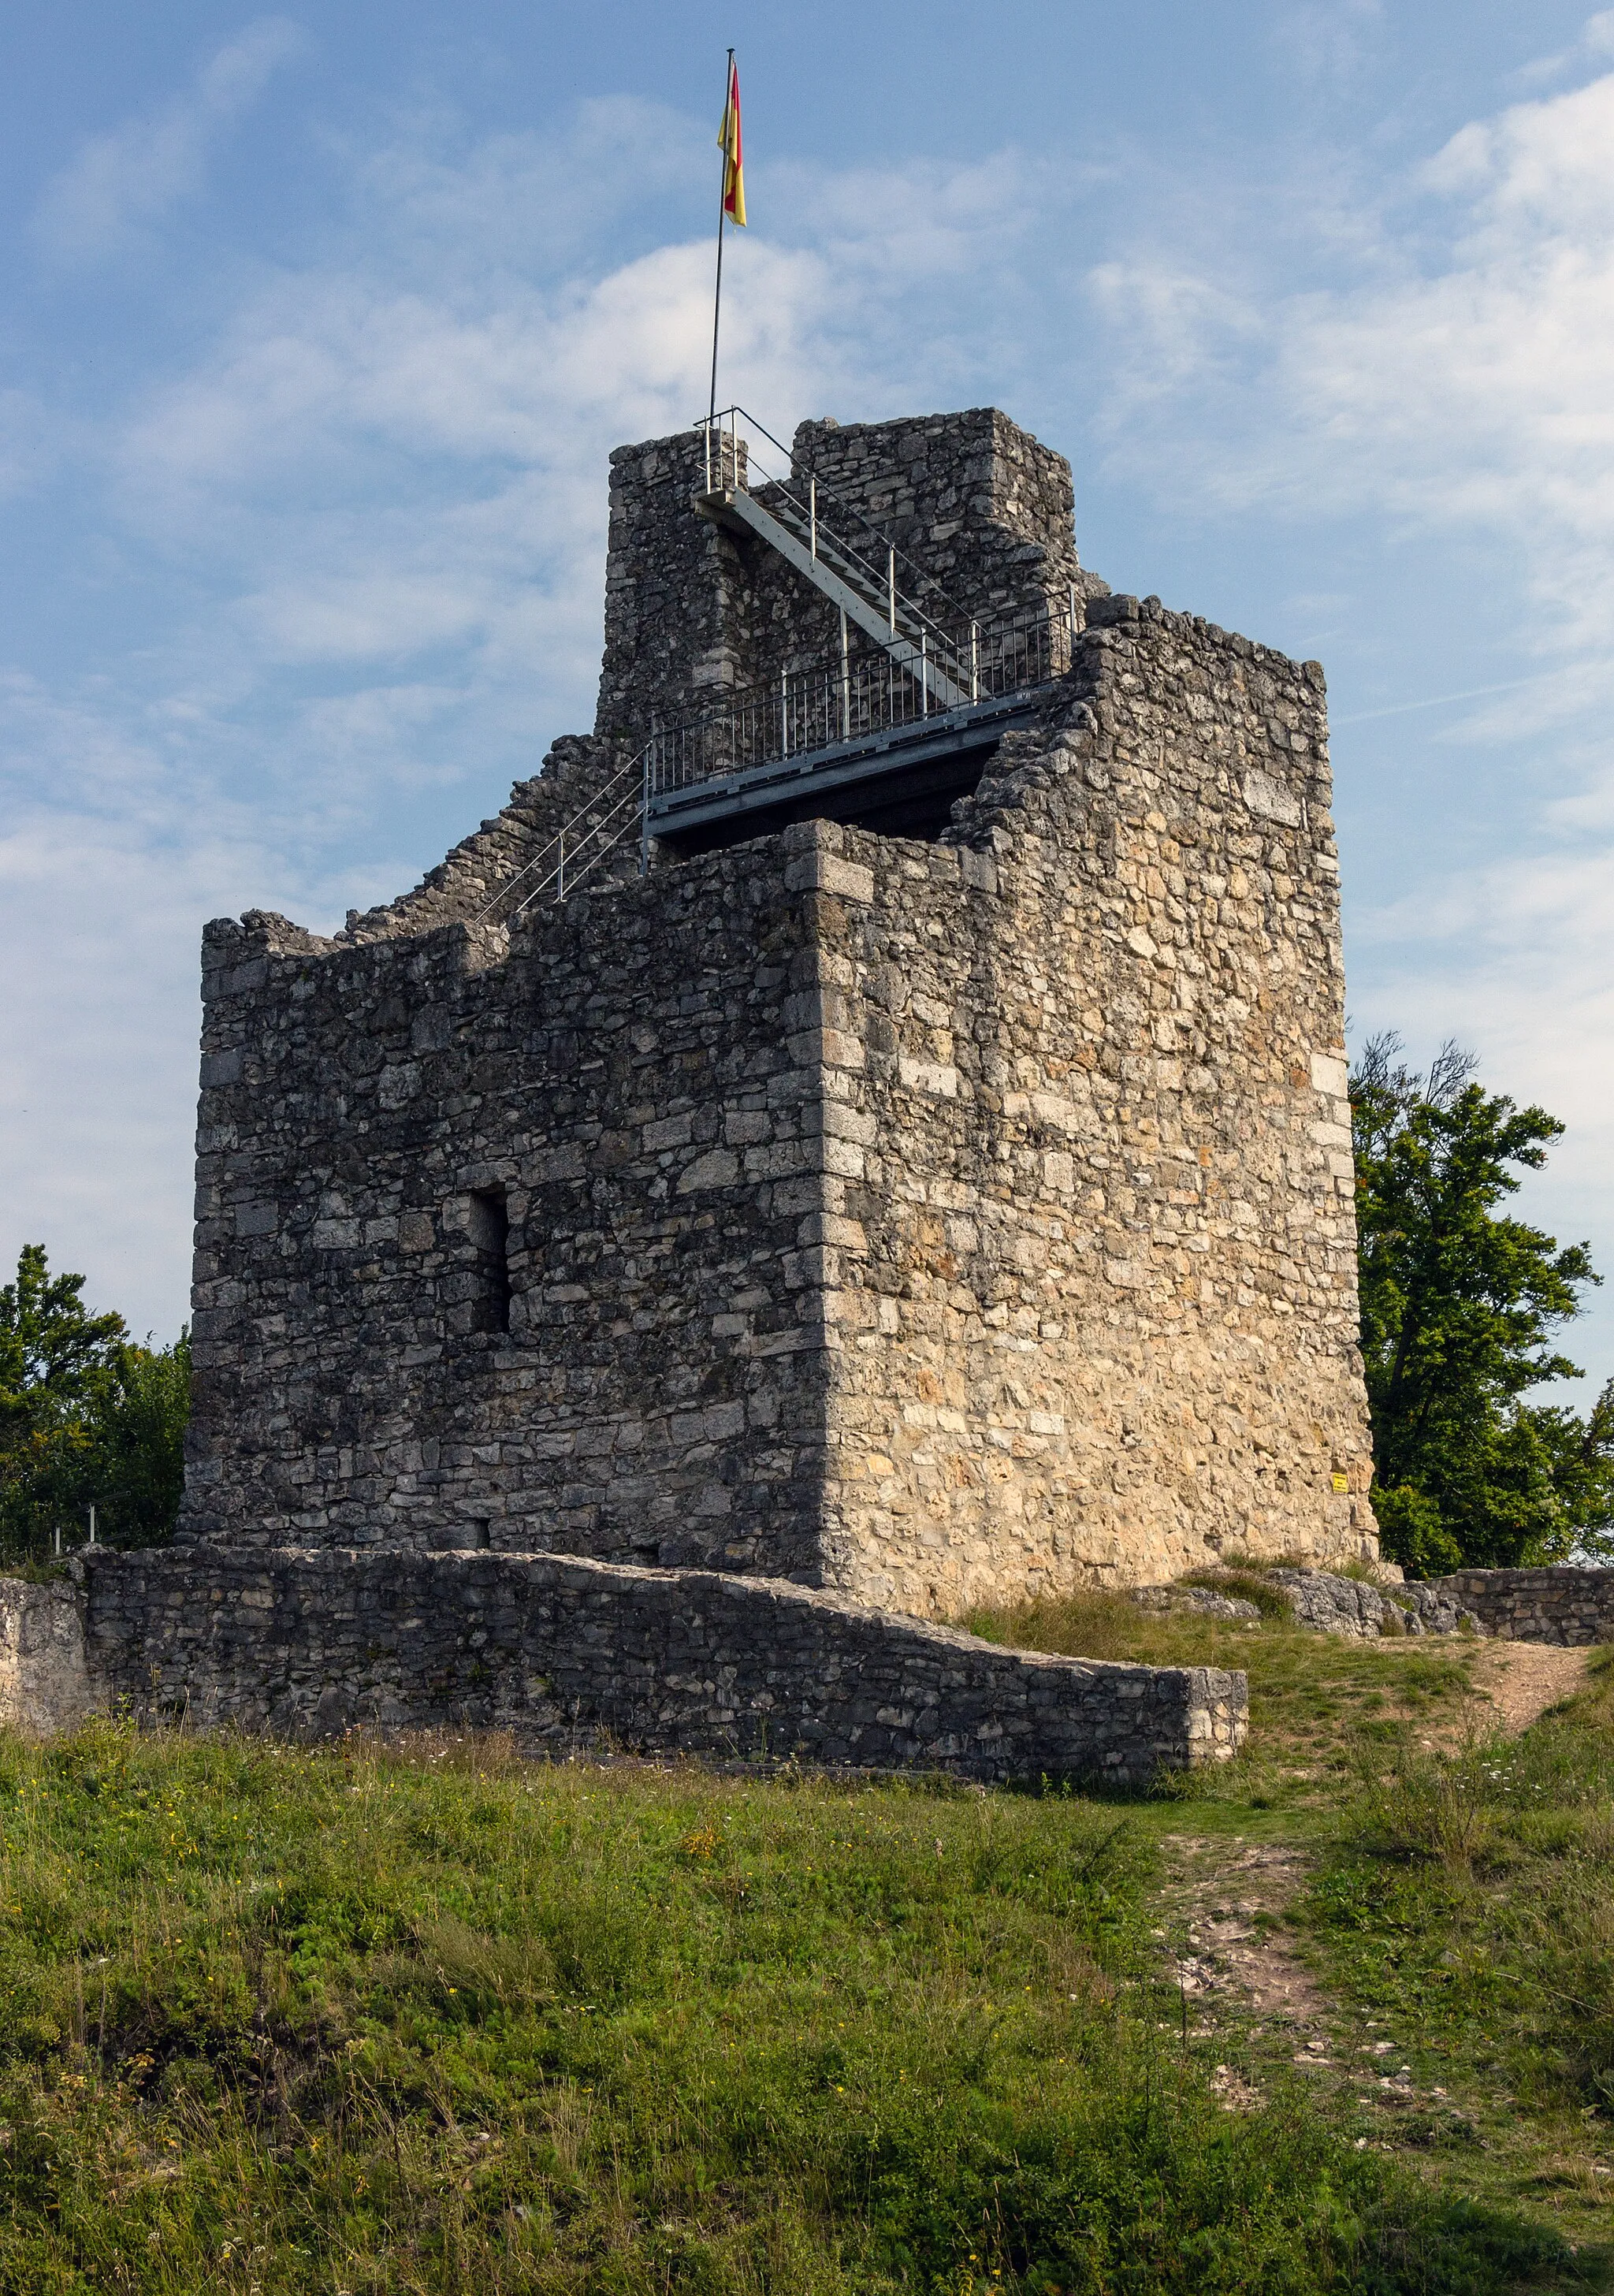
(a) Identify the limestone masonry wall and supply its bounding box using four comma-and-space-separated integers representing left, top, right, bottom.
808, 594, 1373, 1609
184, 842, 835, 1571
81, 1546, 1246, 1784
177, 400, 1377, 1630
597, 411, 1095, 749
790, 409, 1085, 626
1424, 1568, 1614, 1646
0, 1576, 97, 1736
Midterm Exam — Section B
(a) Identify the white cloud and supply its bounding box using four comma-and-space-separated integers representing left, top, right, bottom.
3, 106, 1028, 1333
32, 18, 307, 263
1084, 55, 1614, 1386
1516, 9, 1614, 88
1270, 0, 1385, 91
1098, 69, 1614, 647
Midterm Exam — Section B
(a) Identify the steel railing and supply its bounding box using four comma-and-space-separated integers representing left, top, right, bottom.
646, 597, 1071, 801
701, 405, 969, 661
470, 749, 649, 925
470, 410, 1078, 917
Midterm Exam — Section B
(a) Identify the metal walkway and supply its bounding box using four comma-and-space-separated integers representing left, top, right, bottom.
473, 411, 1073, 916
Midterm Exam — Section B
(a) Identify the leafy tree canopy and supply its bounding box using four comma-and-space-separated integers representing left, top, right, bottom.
0, 1244, 189, 1561
1350, 1035, 1614, 1574
0, 1245, 128, 1431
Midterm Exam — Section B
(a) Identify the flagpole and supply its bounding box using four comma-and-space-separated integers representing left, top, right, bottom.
707, 47, 734, 460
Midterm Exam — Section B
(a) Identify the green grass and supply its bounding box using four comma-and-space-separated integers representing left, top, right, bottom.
969, 1591, 1477, 1788
0, 1720, 1577, 2294
972, 1591, 1614, 2265
1178, 1570, 1300, 1621
1307, 1653, 1614, 2192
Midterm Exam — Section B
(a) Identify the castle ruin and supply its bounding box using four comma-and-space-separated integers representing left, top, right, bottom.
178, 405, 1378, 1621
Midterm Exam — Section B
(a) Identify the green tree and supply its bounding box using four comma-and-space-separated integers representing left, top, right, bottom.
1350, 1036, 1614, 1572
0, 1244, 127, 1424
0, 1244, 190, 1560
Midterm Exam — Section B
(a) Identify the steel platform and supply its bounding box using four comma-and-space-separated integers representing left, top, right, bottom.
644, 689, 1049, 854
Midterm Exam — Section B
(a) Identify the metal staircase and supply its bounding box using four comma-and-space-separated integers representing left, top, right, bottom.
697, 407, 972, 710
470, 748, 647, 926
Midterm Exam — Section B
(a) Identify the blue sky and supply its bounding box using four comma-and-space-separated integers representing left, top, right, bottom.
4, 0, 1613, 1401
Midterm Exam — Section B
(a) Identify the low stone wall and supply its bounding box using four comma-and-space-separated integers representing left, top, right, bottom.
73, 1545, 1244, 1785
1423, 1568, 1614, 1647
1161, 1564, 1614, 1645
0, 1576, 99, 1735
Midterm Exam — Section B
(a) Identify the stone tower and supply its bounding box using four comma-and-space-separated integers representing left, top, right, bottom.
180, 408, 1378, 1617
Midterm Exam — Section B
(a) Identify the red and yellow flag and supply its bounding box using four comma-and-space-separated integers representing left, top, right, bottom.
718, 58, 746, 227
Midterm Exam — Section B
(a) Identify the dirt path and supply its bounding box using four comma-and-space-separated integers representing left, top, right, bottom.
1409, 1636, 1592, 1751
1160, 1837, 1327, 2033
1466, 1639, 1591, 1735
1159, 1834, 1472, 2122
1159, 1639, 1593, 2111
1156, 1836, 1341, 2106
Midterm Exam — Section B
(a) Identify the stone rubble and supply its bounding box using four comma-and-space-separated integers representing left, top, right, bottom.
1132, 1584, 1266, 1624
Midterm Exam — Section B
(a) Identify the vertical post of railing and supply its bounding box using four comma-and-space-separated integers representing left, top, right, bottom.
970, 621, 979, 702
640, 747, 651, 876
705, 418, 712, 496
781, 668, 790, 757
887, 546, 896, 634
920, 631, 929, 718
1068, 580, 1077, 671
809, 476, 817, 560
557, 828, 565, 899
839, 607, 850, 741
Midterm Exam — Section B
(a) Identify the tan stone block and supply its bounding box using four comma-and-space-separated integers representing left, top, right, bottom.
785, 853, 876, 903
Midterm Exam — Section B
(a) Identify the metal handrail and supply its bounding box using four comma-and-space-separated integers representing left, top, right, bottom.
470, 749, 649, 925
470, 411, 1076, 918
469, 590, 1071, 919
645, 597, 1072, 802
700, 405, 971, 646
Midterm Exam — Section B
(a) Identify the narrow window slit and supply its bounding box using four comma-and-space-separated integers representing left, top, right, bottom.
467, 1187, 511, 1335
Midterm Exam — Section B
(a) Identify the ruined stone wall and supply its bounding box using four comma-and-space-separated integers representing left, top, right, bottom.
337, 408, 1095, 954
596, 426, 753, 740
596, 411, 1089, 747
0, 1576, 97, 1735
338, 735, 628, 947
790, 408, 1087, 626
183, 838, 846, 1570
789, 593, 1374, 1614
81, 1545, 1247, 1784
182, 601, 1374, 1609
1424, 1567, 1614, 1645
180, 408, 1376, 1619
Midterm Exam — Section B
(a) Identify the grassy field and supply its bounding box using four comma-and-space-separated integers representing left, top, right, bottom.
1309, 1660, 1614, 2226
969, 1590, 1477, 1787
976, 1592, 1614, 2269
0, 1598, 1607, 2293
